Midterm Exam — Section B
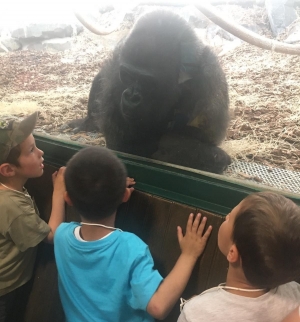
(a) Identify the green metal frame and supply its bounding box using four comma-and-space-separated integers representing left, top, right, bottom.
35, 133, 300, 216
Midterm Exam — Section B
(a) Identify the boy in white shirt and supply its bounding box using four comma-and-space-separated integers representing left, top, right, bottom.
178, 191, 300, 322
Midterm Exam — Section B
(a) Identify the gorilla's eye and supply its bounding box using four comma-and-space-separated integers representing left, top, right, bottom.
119, 69, 135, 85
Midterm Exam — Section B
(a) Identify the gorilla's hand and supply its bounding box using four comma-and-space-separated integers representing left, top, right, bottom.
152, 132, 231, 174
63, 116, 99, 134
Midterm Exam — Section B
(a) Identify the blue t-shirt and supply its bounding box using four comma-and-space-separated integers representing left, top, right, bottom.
54, 222, 163, 322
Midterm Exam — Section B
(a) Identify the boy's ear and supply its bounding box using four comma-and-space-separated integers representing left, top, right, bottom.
0, 163, 16, 177
122, 188, 131, 203
227, 244, 240, 264
64, 191, 73, 206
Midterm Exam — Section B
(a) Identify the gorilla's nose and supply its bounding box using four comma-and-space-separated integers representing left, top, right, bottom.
131, 93, 142, 104
123, 89, 142, 107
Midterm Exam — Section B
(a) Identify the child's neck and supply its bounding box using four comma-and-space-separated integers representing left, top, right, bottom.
0, 176, 27, 193
79, 214, 117, 241
225, 265, 268, 298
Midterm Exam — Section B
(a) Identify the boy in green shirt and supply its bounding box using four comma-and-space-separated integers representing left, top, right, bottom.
0, 112, 65, 322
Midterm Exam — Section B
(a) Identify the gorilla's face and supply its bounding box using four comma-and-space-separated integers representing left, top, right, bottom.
119, 40, 180, 129
119, 63, 158, 121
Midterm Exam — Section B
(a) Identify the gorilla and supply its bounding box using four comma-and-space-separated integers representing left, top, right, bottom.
70, 10, 231, 174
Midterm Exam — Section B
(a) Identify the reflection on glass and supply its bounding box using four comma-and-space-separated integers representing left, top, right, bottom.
0, 3, 299, 195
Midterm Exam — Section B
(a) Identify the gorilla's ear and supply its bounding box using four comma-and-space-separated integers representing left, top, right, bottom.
178, 41, 202, 84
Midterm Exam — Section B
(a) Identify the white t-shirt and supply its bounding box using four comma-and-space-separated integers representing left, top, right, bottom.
178, 282, 300, 322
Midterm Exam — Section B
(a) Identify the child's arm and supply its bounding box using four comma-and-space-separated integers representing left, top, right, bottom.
282, 306, 300, 322
147, 213, 212, 320
44, 167, 66, 244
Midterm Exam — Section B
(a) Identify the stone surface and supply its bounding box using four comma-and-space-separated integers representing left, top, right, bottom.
11, 23, 83, 40
0, 42, 9, 52
23, 41, 44, 51
284, 22, 300, 43
22, 38, 72, 51
11, 27, 26, 39
99, 4, 115, 14
42, 38, 72, 51
179, 5, 210, 28
0, 27, 11, 38
0, 37, 22, 51
265, 0, 298, 36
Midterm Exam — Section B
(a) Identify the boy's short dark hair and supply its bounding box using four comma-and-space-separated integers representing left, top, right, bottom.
233, 191, 300, 289
65, 146, 127, 220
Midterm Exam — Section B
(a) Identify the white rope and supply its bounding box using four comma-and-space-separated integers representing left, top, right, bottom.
271, 39, 276, 52
180, 283, 267, 311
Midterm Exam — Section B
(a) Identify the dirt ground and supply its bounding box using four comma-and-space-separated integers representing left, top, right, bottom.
0, 5, 300, 174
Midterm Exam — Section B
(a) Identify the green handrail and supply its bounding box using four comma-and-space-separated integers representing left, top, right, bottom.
34, 133, 300, 216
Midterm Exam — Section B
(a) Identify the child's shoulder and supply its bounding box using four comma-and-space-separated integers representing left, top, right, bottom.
119, 230, 146, 245
180, 288, 225, 320
0, 190, 35, 218
185, 288, 223, 305
182, 282, 300, 317
116, 231, 151, 256
55, 221, 77, 233
277, 281, 300, 298
54, 222, 78, 242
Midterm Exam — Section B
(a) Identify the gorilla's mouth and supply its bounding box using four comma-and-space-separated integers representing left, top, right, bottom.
122, 111, 138, 121
122, 109, 150, 127
121, 100, 144, 121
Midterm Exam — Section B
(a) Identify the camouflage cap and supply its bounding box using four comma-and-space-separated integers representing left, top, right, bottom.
0, 112, 38, 164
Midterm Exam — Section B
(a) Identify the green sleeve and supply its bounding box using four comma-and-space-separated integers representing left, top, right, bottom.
9, 210, 50, 252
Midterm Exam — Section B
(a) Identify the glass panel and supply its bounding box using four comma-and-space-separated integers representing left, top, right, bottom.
1, 3, 299, 195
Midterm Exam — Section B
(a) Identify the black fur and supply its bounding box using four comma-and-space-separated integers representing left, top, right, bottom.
70, 10, 231, 173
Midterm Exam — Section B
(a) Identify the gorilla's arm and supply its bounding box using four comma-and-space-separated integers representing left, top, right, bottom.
153, 45, 230, 173
174, 46, 229, 146
193, 46, 229, 145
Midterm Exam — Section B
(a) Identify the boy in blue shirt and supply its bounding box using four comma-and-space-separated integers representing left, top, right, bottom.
54, 146, 212, 322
